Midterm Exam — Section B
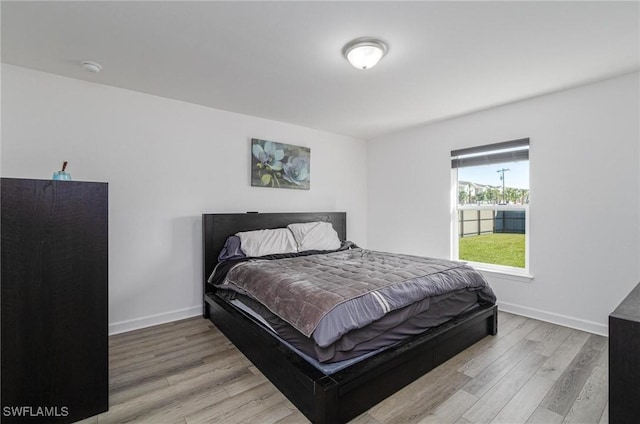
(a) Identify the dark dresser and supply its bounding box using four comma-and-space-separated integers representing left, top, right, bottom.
609, 281, 640, 424
1, 178, 108, 423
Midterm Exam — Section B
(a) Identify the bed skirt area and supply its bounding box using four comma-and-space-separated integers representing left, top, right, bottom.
204, 292, 498, 424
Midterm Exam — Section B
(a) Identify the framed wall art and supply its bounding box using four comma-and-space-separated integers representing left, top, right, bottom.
251, 138, 310, 190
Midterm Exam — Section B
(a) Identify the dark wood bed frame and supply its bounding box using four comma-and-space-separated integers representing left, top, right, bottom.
202, 212, 497, 424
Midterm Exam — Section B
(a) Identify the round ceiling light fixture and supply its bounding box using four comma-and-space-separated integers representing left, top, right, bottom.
81, 61, 102, 73
342, 37, 388, 70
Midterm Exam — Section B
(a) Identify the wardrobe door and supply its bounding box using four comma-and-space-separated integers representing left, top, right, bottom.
1, 178, 108, 423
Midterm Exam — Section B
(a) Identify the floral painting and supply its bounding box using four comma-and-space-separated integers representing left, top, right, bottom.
251, 139, 310, 190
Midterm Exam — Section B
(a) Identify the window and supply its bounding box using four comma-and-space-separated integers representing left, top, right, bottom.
451, 138, 530, 276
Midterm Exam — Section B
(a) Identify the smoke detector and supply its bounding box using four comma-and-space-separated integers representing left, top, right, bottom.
81, 61, 102, 73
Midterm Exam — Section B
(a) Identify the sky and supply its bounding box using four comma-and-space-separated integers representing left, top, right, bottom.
458, 161, 529, 189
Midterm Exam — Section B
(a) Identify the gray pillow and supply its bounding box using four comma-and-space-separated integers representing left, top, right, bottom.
217, 236, 246, 262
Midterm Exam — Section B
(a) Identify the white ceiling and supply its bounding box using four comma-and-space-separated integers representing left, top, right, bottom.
2, 1, 639, 140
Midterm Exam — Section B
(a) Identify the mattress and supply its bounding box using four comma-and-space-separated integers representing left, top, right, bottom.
223, 295, 385, 375
217, 289, 482, 363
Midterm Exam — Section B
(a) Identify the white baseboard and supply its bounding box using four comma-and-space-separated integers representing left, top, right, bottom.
109, 305, 203, 335
498, 301, 608, 337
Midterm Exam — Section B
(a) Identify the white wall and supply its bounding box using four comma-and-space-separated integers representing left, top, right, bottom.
368, 73, 640, 335
3, 64, 638, 337
1, 64, 368, 334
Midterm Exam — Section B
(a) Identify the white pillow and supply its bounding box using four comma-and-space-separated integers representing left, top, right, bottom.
235, 228, 297, 257
287, 221, 341, 252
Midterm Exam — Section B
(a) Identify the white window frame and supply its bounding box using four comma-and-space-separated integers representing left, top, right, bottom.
450, 139, 533, 280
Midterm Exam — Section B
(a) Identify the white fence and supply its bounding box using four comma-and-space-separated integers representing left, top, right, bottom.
458, 206, 526, 237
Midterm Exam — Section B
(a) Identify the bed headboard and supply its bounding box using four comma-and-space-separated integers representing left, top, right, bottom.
202, 212, 347, 298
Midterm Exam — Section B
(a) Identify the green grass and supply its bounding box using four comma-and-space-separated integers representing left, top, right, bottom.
459, 233, 525, 268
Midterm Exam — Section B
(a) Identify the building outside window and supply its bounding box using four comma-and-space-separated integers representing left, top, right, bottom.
451, 138, 530, 275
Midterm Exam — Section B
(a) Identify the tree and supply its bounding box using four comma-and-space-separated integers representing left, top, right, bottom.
459, 190, 468, 204
504, 187, 517, 203
487, 188, 500, 204
476, 190, 487, 203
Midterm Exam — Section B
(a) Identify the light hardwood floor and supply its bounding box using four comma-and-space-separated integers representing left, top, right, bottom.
80, 311, 608, 424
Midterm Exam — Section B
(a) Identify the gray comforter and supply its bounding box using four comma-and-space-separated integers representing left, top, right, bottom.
215, 248, 496, 347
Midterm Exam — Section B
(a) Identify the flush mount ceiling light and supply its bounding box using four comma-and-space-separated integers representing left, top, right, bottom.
342, 37, 388, 70
81, 61, 102, 73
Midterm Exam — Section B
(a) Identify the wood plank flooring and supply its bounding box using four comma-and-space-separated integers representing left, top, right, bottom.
79, 311, 608, 424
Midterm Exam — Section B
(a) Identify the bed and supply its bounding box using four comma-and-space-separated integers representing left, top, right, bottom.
202, 212, 497, 423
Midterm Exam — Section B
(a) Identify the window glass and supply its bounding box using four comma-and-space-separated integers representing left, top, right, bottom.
452, 140, 529, 272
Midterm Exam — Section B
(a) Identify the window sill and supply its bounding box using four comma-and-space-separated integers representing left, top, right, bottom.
465, 262, 534, 283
